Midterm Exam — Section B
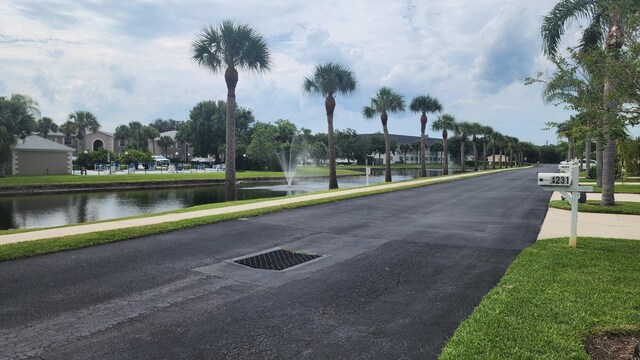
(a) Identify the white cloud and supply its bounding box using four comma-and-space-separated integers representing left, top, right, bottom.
0, 0, 579, 144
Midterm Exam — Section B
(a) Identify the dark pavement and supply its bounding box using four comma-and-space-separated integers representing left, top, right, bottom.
0, 166, 552, 359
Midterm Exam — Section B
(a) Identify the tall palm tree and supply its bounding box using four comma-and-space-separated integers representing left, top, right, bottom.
431, 114, 457, 175
363, 87, 405, 182
410, 95, 443, 177
302, 63, 357, 189
192, 20, 271, 201
480, 125, 493, 170
68, 110, 100, 154
455, 121, 474, 172
36, 117, 58, 139
541, 0, 640, 206
556, 120, 575, 162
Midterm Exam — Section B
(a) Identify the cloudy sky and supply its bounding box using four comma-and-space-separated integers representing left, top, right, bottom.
0, 0, 602, 145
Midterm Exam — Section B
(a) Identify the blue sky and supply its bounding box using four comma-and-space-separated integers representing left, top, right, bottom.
0, 0, 615, 145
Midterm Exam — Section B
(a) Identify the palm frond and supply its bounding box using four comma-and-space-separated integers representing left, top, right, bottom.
541, 0, 596, 57
409, 95, 442, 113
303, 63, 357, 97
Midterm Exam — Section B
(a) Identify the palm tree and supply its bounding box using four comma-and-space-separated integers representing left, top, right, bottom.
541, 0, 640, 206
456, 121, 474, 172
114, 124, 130, 150
480, 125, 493, 170
36, 117, 58, 139
490, 131, 502, 169
362, 87, 405, 182
141, 126, 159, 153
467, 122, 484, 171
399, 143, 412, 163
410, 95, 443, 177
157, 136, 174, 157
68, 110, 100, 154
302, 63, 357, 189
430, 141, 443, 164
59, 120, 76, 147
192, 20, 271, 201
431, 114, 457, 175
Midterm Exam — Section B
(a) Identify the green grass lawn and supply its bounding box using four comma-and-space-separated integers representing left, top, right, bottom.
593, 184, 640, 194
549, 200, 640, 215
440, 237, 640, 359
0, 166, 363, 188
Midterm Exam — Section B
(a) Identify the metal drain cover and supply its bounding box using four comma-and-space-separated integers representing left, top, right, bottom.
234, 249, 321, 271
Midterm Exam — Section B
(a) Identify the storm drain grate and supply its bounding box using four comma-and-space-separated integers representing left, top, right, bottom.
234, 249, 321, 271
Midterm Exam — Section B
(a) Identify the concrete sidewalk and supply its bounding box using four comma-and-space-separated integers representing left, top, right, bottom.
537, 192, 640, 240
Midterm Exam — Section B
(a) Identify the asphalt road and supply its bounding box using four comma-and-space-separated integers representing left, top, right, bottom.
0, 165, 553, 359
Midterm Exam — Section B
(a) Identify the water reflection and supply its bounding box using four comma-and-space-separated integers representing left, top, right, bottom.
0, 170, 452, 230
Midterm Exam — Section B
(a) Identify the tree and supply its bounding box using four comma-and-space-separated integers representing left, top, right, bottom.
0, 94, 39, 176
410, 95, 443, 177
456, 121, 476, 172
36, 117, 58, 139
466, 122, 484, 171
192, 20, 271, 201
149, 118, 182, 133
335, 128, 368, 164
157, 136, 174, 157
368, 132, 386, 160
480, 125, 494, 170
246, 122, 279, 170
430, 141, 443, 164
68, 110, 100, 154
363, 87, 405, 182
302, 63, 357, 189
431, 114, 457, 175
399, 143, 412, 163
541, 0, 640, 206
59, 120, 76, 147
490, 131, 503, 169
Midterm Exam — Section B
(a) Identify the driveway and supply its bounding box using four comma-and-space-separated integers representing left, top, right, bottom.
0, 166, 552, 359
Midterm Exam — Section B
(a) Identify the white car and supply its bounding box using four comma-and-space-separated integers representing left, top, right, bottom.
152, 155, 170, 165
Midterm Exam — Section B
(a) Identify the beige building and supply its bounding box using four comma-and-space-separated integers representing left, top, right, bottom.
12, 136, 74, 175
39, 130, 127, 154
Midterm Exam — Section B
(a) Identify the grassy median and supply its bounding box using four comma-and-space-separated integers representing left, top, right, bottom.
440, 237, 640, 359
549, 200, 640, 215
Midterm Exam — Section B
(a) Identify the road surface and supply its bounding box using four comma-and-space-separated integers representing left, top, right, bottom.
0, 166, 552, 359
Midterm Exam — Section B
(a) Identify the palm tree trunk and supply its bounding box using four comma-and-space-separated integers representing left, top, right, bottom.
601, 135, 616, 206
567, 137, 573, 161
460, 136, 466, 172
224, 66, 238, 201
381, 115, 392, 183
492, 141, 496, 169
420, 113, 427, 178
499, 148, 503, 169
596, 139, 603, 187
482, 139, 487, 170
584, 135, 592, 178
326, 95, 338, 189
443, 131, 449, 175
472, 138, 478, 171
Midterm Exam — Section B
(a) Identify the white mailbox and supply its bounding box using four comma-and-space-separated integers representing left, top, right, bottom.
538, 159, 593, 248
538, 173, 571, 186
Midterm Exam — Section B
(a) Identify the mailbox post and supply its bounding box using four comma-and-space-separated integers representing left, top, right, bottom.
538, 160, 593, 248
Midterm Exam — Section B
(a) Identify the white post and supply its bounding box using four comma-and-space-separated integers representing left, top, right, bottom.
568, 160, 580, 248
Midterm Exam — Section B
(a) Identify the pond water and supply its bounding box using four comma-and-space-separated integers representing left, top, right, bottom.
0, 168, 455, 230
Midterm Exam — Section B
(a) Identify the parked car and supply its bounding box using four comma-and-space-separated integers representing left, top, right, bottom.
152, 155, 170, 165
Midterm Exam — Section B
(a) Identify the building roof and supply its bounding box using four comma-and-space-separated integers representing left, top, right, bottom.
155, 130, 178, 141
360, 133, 443, 146
14, 135, 75, 152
